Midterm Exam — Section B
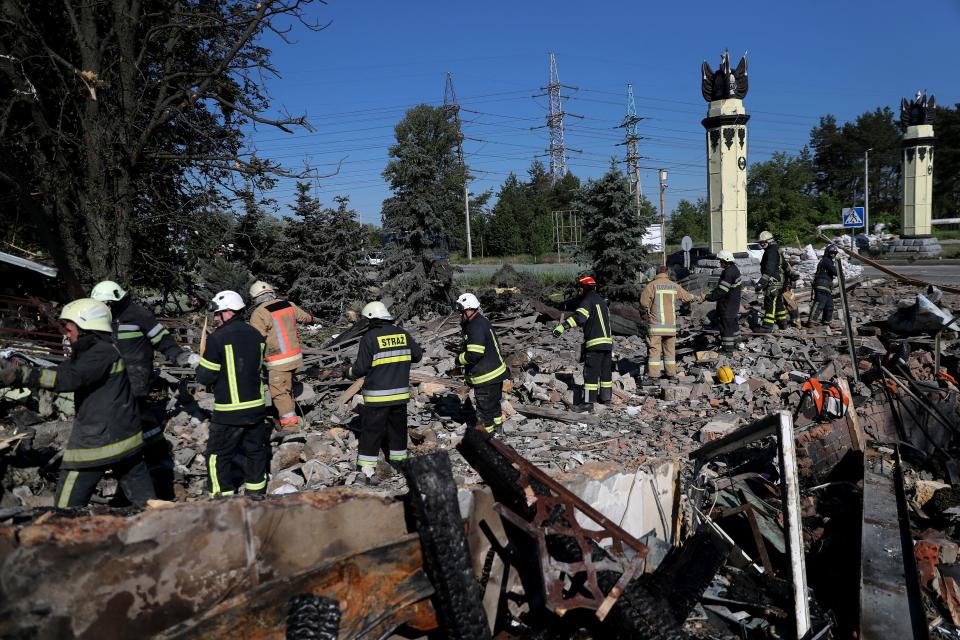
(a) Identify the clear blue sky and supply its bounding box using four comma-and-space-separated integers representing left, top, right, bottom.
248, 0, 960, 226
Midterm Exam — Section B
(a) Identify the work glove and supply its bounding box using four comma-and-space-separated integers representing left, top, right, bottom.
552, 325, 565, 338
335, 358, 352, 378
176, 351, 201, 368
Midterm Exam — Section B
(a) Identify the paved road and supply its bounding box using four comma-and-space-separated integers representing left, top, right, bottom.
862, 264, 960, 286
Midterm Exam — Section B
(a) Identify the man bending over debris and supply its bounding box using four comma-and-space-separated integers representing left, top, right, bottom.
196, 291, 269, 497
805, 244, 839, 328
553, 275, 613, 412
455, 293, 508, 435
755, 230, 789, 332
248, 281, 315, 433
91, 280, 197, 499
640, 266, 703, 379
346, 302, 422, 485
0, 299, 155, 508
705, 251, 742, 353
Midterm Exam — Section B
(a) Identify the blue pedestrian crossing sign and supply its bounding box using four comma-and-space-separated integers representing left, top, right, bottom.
842, 207, 864, 228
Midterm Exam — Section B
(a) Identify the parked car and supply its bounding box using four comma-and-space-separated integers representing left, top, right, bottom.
364, 252, 384, 266
745, 242, 764, 262
666, 246, 713, 268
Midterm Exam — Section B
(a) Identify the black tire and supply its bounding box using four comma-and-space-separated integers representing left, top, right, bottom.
598, 575, 689, 640
285, 594, 340, 640
402, 452, 492, 640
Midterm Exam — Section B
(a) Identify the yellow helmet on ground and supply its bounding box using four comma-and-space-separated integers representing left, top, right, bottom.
716, 365, 735, 384
60, 298, 113, 333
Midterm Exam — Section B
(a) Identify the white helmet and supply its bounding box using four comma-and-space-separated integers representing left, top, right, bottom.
758, 231, 774, 243
60, 298, 113, 333
717, 250, 735, 263
361, 301, 392, 320
249, 280, 274, 299
90, 280, 127, 302
456, 293, 481, 311
210, 290, 245, 313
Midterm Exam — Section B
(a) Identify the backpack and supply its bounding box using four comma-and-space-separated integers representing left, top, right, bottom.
800, 377, 850, 420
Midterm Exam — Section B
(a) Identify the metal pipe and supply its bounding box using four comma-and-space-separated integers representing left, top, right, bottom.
817, 232, 960, 295
835, 258, 860, 384
931, 218, 960, 226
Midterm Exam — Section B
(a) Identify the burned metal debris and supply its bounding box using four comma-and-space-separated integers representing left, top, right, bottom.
1, 268, 959, 638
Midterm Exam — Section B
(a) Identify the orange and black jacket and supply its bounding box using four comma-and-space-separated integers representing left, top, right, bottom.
457, 313, 507, 387
348, 320, 423, 406
249, 299, 313, 371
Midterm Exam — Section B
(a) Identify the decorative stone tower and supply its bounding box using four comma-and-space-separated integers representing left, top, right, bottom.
891, 91, 940, 257
701, 50, 749, 254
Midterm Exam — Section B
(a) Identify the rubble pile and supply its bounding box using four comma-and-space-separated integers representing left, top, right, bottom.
0, 279, 953, 507
3, 272, 960, 639
783, 244, 865, 287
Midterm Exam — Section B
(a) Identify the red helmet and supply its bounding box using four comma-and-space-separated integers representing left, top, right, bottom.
577, 275, 596, 288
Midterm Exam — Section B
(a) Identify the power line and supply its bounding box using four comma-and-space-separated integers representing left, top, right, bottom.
532, 53, 582, 183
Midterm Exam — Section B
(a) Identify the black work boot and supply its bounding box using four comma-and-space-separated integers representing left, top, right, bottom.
598, 387, 613, 404
755, 325, 773, 334
573, 402, 594, 413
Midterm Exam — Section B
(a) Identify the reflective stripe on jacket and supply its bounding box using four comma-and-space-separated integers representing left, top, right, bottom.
705, 263, 742, 318
458, 313, 507, 387
640, 273, 698, 336
111, 297, 183, 398
29, 333, 143, 469
250, 299, 312, 371
349, 320, 423, 406
555, 289, 613, 351
196, 317, 267, 425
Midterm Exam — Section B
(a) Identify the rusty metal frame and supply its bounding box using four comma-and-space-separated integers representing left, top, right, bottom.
486, 436, 649, 620
0, 294, 67, 357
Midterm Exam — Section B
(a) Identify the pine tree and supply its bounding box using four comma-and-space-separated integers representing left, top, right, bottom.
575, 162, 652, 301
274, 184, 366, 319
380, 105, 464, 316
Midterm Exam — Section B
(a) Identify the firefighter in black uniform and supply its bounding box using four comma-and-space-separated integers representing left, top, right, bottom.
196, 290, 269, 497
0, 299, 154, 508
552, 275, 613, 411
805, 244, 839, 327
706, 250, 742, 353
756, 231, 789, 332
455, 293, 508, 435
346, 301, 423, 485
91, 280, 197, 499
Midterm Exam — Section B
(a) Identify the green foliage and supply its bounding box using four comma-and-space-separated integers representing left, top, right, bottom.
0, 1, 321, 297
484, 161, 579, 259
809, 108, 901, 221
574, 162, 652, 301
380, 104, 463, 315
747, 150, 838, 243
667, 198, 709, 244
284, 190, 367, 318
233, 191, 284, 278
934, 104, 960, 221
